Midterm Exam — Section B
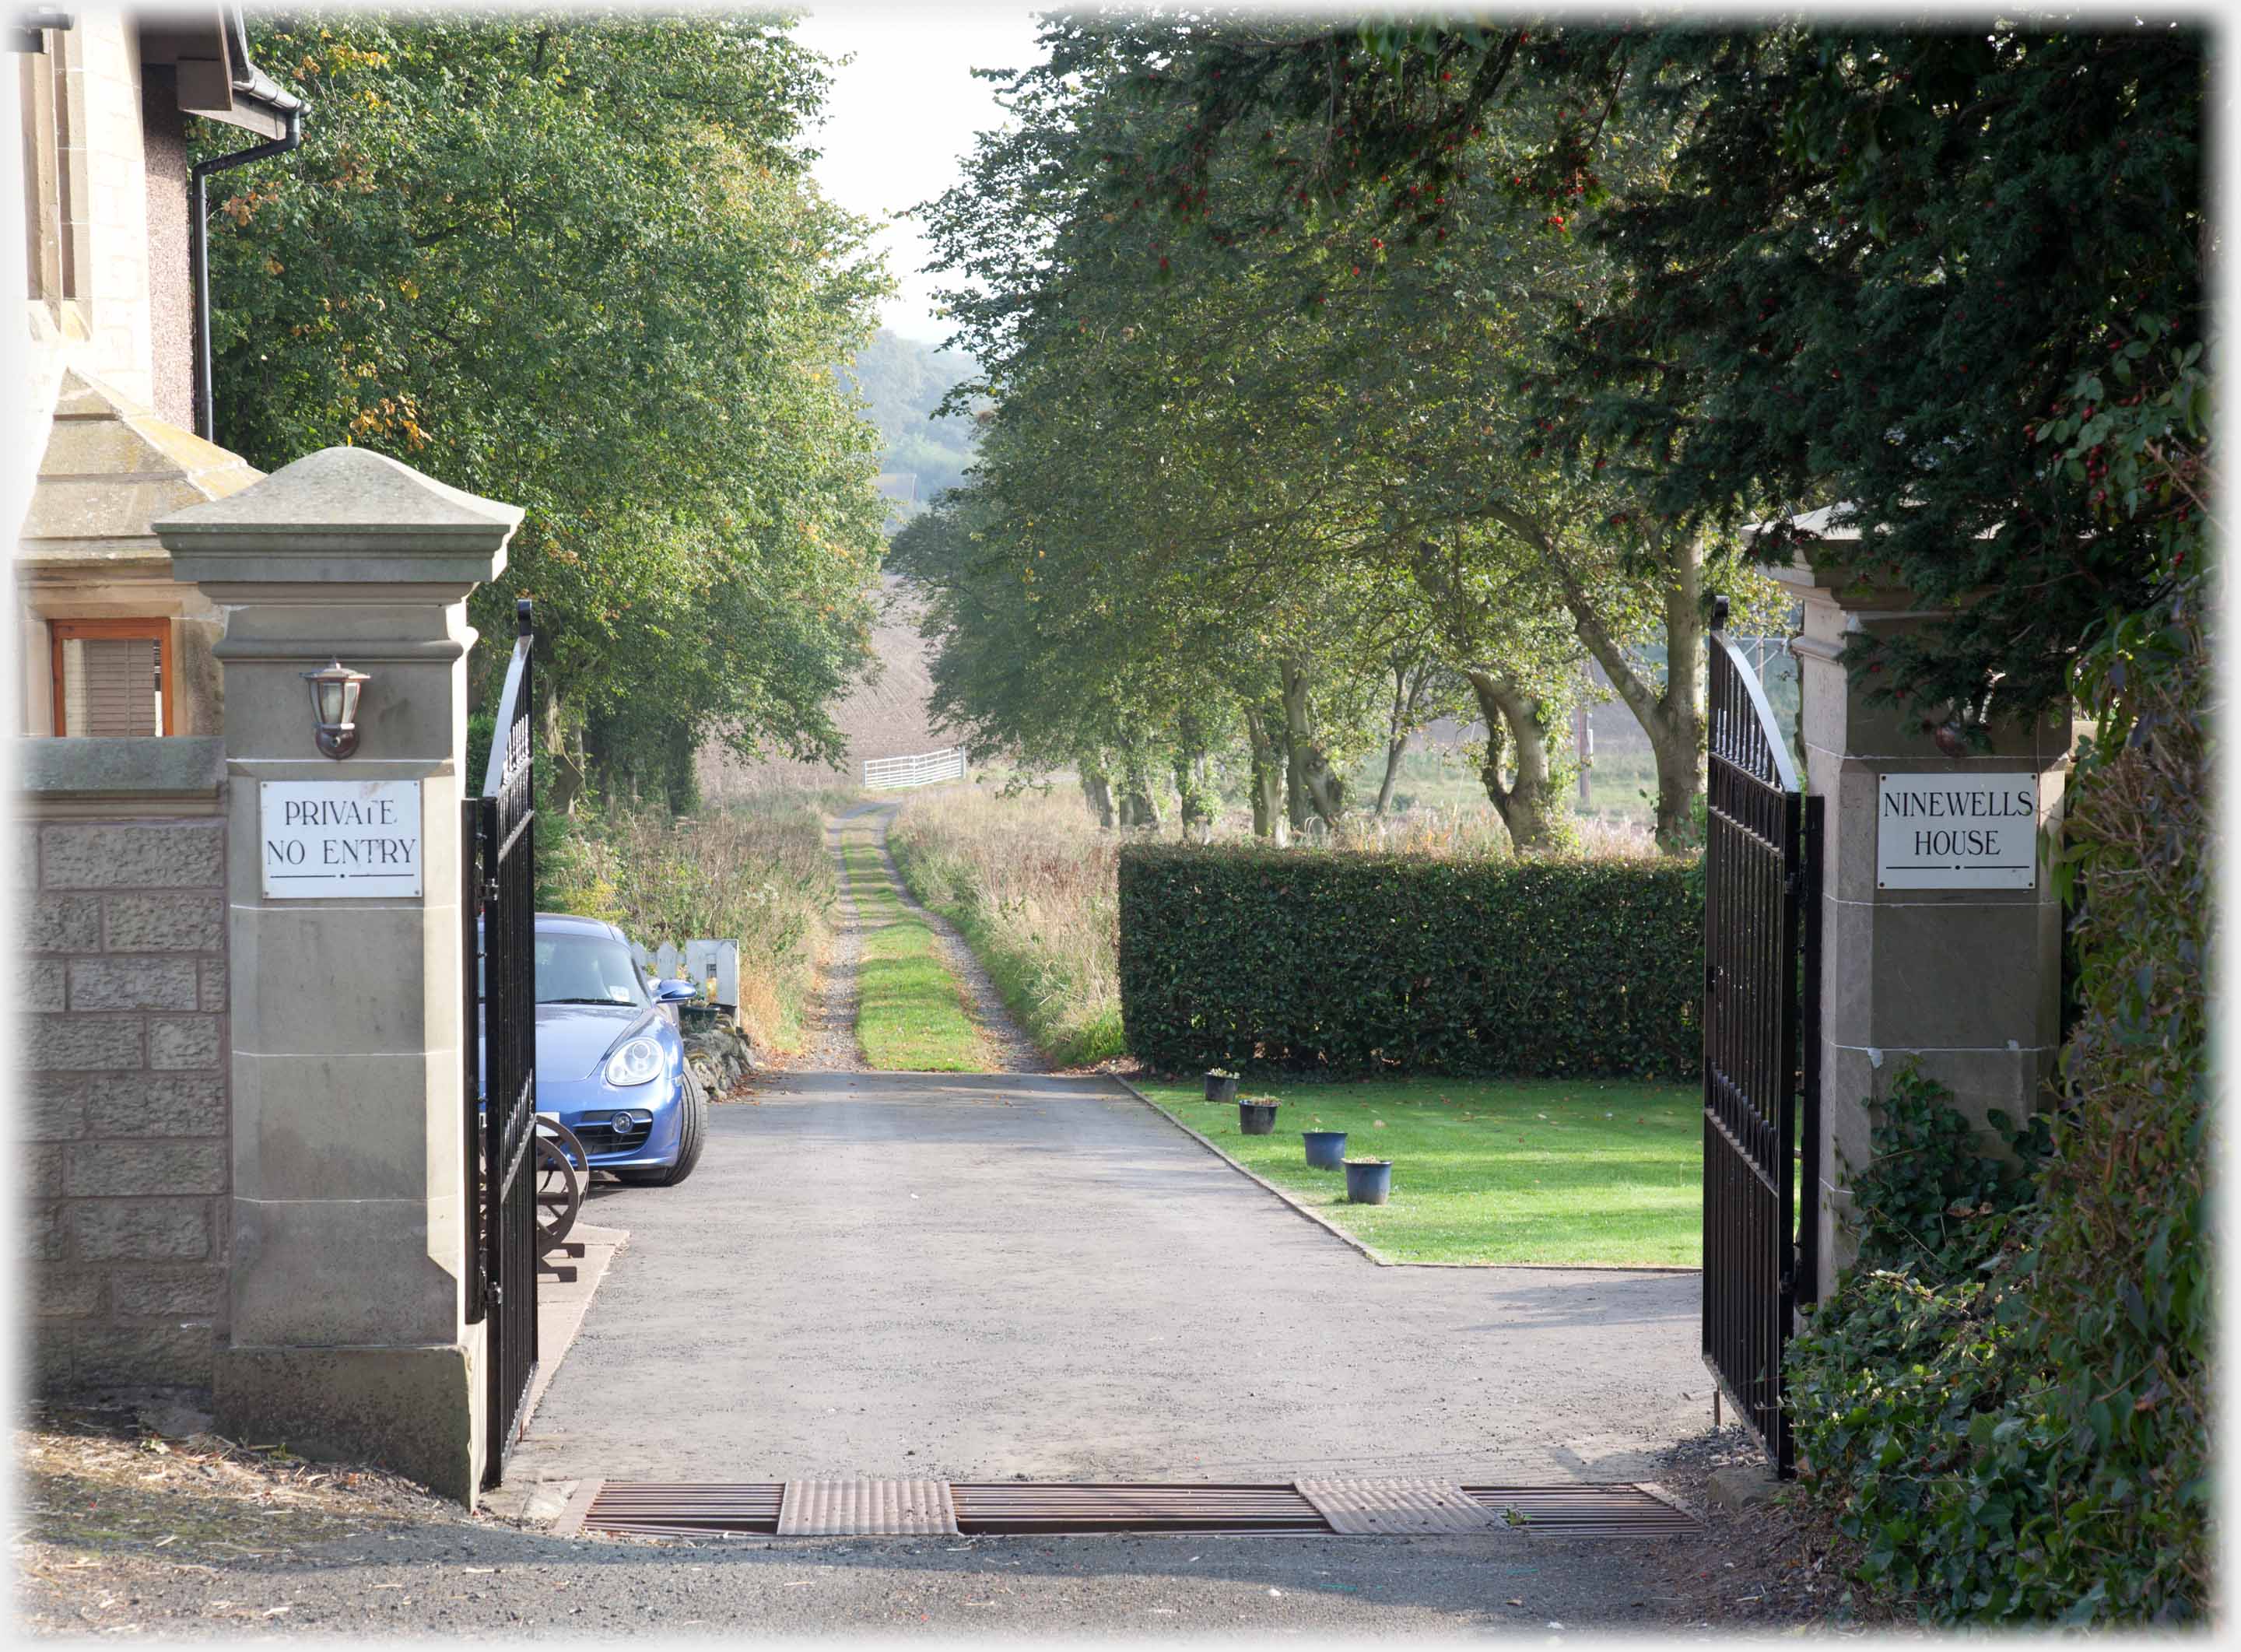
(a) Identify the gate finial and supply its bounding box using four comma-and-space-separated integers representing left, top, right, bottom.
1711, 593, 1730, 633
517, 597, 534, 637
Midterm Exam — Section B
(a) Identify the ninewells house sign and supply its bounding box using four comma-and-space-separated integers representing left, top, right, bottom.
1876, 773, 2039, 890
261, 780, 423, 898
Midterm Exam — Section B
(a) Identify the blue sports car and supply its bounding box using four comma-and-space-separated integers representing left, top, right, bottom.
530, 912, 707, 1186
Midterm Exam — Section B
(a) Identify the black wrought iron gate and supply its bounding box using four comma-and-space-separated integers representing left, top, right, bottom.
465, 598, 538, 1489
1702, 601, 1821, 1476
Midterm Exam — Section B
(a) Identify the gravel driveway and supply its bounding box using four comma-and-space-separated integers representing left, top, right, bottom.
510, 1071, 1707, 1489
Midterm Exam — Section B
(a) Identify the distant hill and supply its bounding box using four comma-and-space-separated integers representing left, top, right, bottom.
700, 333, 980, 795
843, 330, 981, 525
696, 573, 947, 798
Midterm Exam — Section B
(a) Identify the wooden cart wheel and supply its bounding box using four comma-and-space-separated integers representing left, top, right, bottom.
538, 1116, 591, 1177
534, 1130, 583, 1254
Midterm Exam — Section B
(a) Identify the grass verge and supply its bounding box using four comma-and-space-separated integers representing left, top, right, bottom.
1135, 1076, 1703, 1266
842, 830, 988, 1072
889, 858, 1122, 1068
887, 785, 1127, 1066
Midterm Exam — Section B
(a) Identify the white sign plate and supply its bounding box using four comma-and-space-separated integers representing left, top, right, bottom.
1877, 773, 2038, 890
261, 780, 423, 898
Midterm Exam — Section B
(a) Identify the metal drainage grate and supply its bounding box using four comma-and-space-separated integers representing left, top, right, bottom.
572, 1482, 782, 1538
574, 1479, 1699, 1541
1296, 1477, 1500, 1535
777, 1478, 959, 1537
950, 1482, 1328, 1534
1461, 1484, 1703, 1538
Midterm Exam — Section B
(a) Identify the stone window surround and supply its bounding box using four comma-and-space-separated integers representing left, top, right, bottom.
20, 577, 205, 740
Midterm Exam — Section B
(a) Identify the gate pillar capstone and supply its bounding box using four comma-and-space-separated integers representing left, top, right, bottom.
1773, 557, 2071, 1301
156, 447, 521, 1505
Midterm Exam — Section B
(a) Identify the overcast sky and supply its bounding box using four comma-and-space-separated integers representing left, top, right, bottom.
791, 3, 1049, 353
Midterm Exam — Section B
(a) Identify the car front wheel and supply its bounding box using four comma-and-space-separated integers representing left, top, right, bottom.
615, 1069, 707, 1187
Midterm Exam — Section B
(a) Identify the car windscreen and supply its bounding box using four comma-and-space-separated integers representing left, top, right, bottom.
533, 930, 651, 1008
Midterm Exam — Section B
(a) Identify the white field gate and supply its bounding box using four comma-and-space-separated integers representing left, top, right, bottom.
863, 746, 966, 790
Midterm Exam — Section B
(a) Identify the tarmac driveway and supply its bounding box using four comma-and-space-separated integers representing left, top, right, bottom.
506, 1072, 1707, 1492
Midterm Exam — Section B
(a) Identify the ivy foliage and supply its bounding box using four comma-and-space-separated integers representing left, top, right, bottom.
1115, 844, 1701, 1079
1783, 1068, 2046, 1616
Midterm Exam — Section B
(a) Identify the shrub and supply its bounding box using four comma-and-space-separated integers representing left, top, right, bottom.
1786, 1068, 2048, 1612
1116, 844, 1703, 1078
538, 791, 840, 1052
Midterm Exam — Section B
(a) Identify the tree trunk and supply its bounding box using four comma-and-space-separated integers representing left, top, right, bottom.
1172, 752, 1208, 839
1464, 668, 1563, 852
1117, 738, 1162, 830
1375, 738, 1407, 815
541, 684, 584, 816
1480, 503, 1710, 854
1243, 707, 1289, 846
1078, 767, 1116, 829
1379, 658, 1429, 815
1280, 660, 1346, 828
1173, 708, 1212, 840
1653, 556, 1707, 851
1281, 721, 1309, 833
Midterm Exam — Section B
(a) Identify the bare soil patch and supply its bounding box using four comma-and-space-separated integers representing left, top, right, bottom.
14, 1395, 473, 1633
1631, 1423, 1917, 1633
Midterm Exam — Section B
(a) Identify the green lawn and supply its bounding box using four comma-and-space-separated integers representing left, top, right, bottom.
1136, 1077, 1703, 1266
842, 833, 988, 1072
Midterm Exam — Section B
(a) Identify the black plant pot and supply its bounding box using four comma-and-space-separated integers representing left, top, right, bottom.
1238, 1100, 1279, 1135
1344, 1159, 1393, 1205
1205, 1073, 1239, 1103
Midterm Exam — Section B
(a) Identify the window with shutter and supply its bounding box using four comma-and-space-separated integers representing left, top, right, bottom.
50, 620, 173, 737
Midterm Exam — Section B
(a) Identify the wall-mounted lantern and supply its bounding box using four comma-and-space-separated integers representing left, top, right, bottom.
302, 659, 370, 759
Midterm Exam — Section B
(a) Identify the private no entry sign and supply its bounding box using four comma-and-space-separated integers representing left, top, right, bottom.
1876, 773, 2038, 890
261, 779, 423, 898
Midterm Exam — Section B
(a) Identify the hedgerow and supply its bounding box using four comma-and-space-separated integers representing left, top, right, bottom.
1116, 845, 1702, 1079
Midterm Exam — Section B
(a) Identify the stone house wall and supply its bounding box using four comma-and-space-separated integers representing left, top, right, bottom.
23, 744, 230, 1389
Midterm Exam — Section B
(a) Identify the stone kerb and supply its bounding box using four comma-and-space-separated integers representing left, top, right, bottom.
1771, 553, 2071, 1296
156, 446, 520, 1504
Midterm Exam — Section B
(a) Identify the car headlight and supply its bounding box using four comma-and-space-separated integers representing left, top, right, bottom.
604, 1036, 664, 1088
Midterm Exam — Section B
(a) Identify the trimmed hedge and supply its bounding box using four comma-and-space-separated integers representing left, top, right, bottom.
1117, 845, 1703, 1080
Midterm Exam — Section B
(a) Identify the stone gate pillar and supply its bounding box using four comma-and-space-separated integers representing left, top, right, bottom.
156, 447, 520, 1503
1774, 559, 2072, 1301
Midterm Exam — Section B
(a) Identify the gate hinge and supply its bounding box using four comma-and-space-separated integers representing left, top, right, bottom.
483, 879, 500, 906
488, 1282, 502, 1307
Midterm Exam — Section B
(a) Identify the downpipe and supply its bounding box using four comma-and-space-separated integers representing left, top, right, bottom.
189, 105, 303, 443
